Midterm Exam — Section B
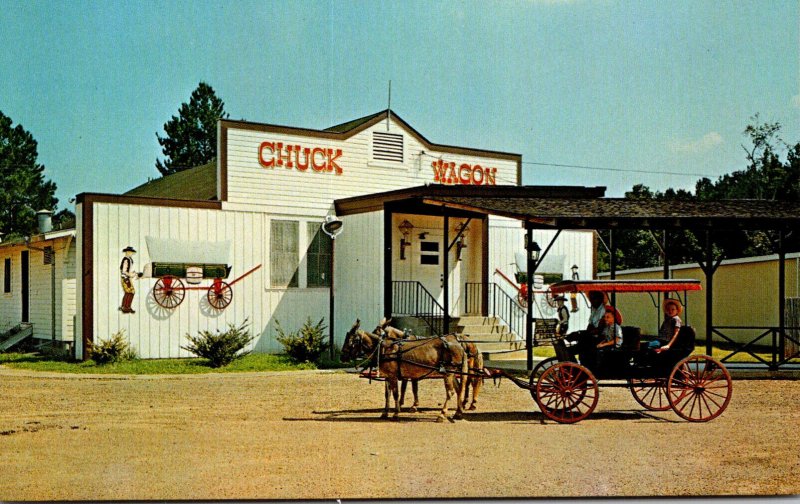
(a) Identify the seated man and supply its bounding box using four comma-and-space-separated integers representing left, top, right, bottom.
565, 291, 613, 367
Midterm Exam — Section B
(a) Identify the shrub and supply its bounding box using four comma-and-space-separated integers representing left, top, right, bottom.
183, 319, 254, 368
89, 331, 137, 364
275, 317, 328, 363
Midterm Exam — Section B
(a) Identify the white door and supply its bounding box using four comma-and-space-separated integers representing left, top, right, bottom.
411, 230, 444, 307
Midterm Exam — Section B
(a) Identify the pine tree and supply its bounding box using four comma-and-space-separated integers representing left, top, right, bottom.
155, 82, 228, 176
0, 110, 58, 237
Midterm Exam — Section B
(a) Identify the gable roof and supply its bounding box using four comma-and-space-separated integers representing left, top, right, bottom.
125, 163, 217, 201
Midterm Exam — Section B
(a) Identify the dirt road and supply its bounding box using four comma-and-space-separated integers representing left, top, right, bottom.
0, 367, 798, 500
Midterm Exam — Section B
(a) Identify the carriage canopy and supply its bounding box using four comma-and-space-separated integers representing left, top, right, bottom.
549, 279, 702, 294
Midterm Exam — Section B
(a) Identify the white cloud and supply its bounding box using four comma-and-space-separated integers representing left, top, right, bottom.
792, 94, 800, 109
669, 132, 723, 154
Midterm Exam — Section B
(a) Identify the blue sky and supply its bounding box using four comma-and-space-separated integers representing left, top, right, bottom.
2, 0, 798, 210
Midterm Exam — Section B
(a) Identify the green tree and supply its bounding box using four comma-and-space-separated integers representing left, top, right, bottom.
0, 111, 58, 237
603, 116, 800, 271
155, 82, 228, 176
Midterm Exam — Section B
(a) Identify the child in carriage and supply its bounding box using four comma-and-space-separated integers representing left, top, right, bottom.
595, 306, 623, 369
643, 298, 682, 351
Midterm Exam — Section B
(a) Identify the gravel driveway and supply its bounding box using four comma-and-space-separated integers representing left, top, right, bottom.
0, 367, 798, 500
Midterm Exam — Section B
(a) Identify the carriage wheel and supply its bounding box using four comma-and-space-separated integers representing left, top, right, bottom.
629, 378, 671, 411
207, 280, 233, 309
153, 276, 185, 309
517, 286, 528, 307
535, 362, 598, 424
528, 357, 558, 400
667, 355, 733, 422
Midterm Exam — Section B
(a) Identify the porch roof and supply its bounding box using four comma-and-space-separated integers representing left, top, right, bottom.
335, 185, 800, 231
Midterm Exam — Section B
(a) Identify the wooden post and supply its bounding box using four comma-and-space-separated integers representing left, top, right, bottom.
443, 213, 450, 334
705, 230, 714, 356
525, 223, 534, 371
778, 230, 786, 363
384, 208, 393, 320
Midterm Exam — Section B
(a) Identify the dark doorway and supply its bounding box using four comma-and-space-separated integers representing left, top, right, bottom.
21, 251, 29, 323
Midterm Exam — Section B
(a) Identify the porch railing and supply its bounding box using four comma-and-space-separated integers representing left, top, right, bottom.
465, 282, 526, 341
391, 281, 444, 336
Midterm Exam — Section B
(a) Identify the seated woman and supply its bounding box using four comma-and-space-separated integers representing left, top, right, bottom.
595, 306, 623, 369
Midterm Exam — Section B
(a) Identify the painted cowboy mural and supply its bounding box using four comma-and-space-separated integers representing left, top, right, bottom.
119, 246, 142, 313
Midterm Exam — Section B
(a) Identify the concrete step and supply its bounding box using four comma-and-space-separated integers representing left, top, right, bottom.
457, 324, 510, 335
455, 316, 500, 326
472, 340, 523, 351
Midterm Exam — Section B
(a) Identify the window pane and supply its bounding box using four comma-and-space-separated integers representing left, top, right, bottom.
420, 255, 439, 265
420, 241, 439, 252
271, 221, 298, 288
307, 226, 332, 288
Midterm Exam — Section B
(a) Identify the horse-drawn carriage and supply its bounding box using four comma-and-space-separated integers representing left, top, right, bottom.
342, 280, 732, 424
500, 279, 733, 423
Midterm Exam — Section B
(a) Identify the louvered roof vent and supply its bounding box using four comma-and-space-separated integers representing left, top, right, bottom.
373, 132, 403, 163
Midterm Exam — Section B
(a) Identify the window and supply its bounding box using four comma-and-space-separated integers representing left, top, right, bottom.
372, 131, 403, 163
270, 220, 299, 288
3, 258, 10, 293
419, 241, 440, 265
307, 226, 332, 288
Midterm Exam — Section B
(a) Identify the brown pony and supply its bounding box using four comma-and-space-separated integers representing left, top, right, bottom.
342, 319, 468, 422
372, 318, 421, 412
376, 319, 484, 411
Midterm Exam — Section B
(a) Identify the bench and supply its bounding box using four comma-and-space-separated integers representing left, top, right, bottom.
533, 318, 559, 343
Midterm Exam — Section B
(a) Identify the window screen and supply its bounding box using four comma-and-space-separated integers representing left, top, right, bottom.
270, 220, 299, 288
307, 226, 332, 288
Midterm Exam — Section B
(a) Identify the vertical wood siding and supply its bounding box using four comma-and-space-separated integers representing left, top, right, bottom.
90, 202, 342, 358
333, 211, 384, 346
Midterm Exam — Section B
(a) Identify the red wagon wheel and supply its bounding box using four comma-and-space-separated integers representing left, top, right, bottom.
207, 280, 233, 309
535, 362, 598, 424
517, 284, 528, 307
153, 276, 186, 309
667, 355, 733, 422
629, 378, 671, 411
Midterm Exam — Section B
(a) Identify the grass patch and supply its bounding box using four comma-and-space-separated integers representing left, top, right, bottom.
0, 352, 350, 375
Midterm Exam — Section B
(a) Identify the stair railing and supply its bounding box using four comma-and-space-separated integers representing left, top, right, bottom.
464, 282, 526, 343
391, 281, 444, 336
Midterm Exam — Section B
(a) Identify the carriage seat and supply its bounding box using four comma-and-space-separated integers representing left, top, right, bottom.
621, 326, 641, 352
673, 325, 696, 358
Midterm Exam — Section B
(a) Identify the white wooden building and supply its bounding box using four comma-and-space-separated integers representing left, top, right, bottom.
0, 228, 77, 349
64, 110, 602, 359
